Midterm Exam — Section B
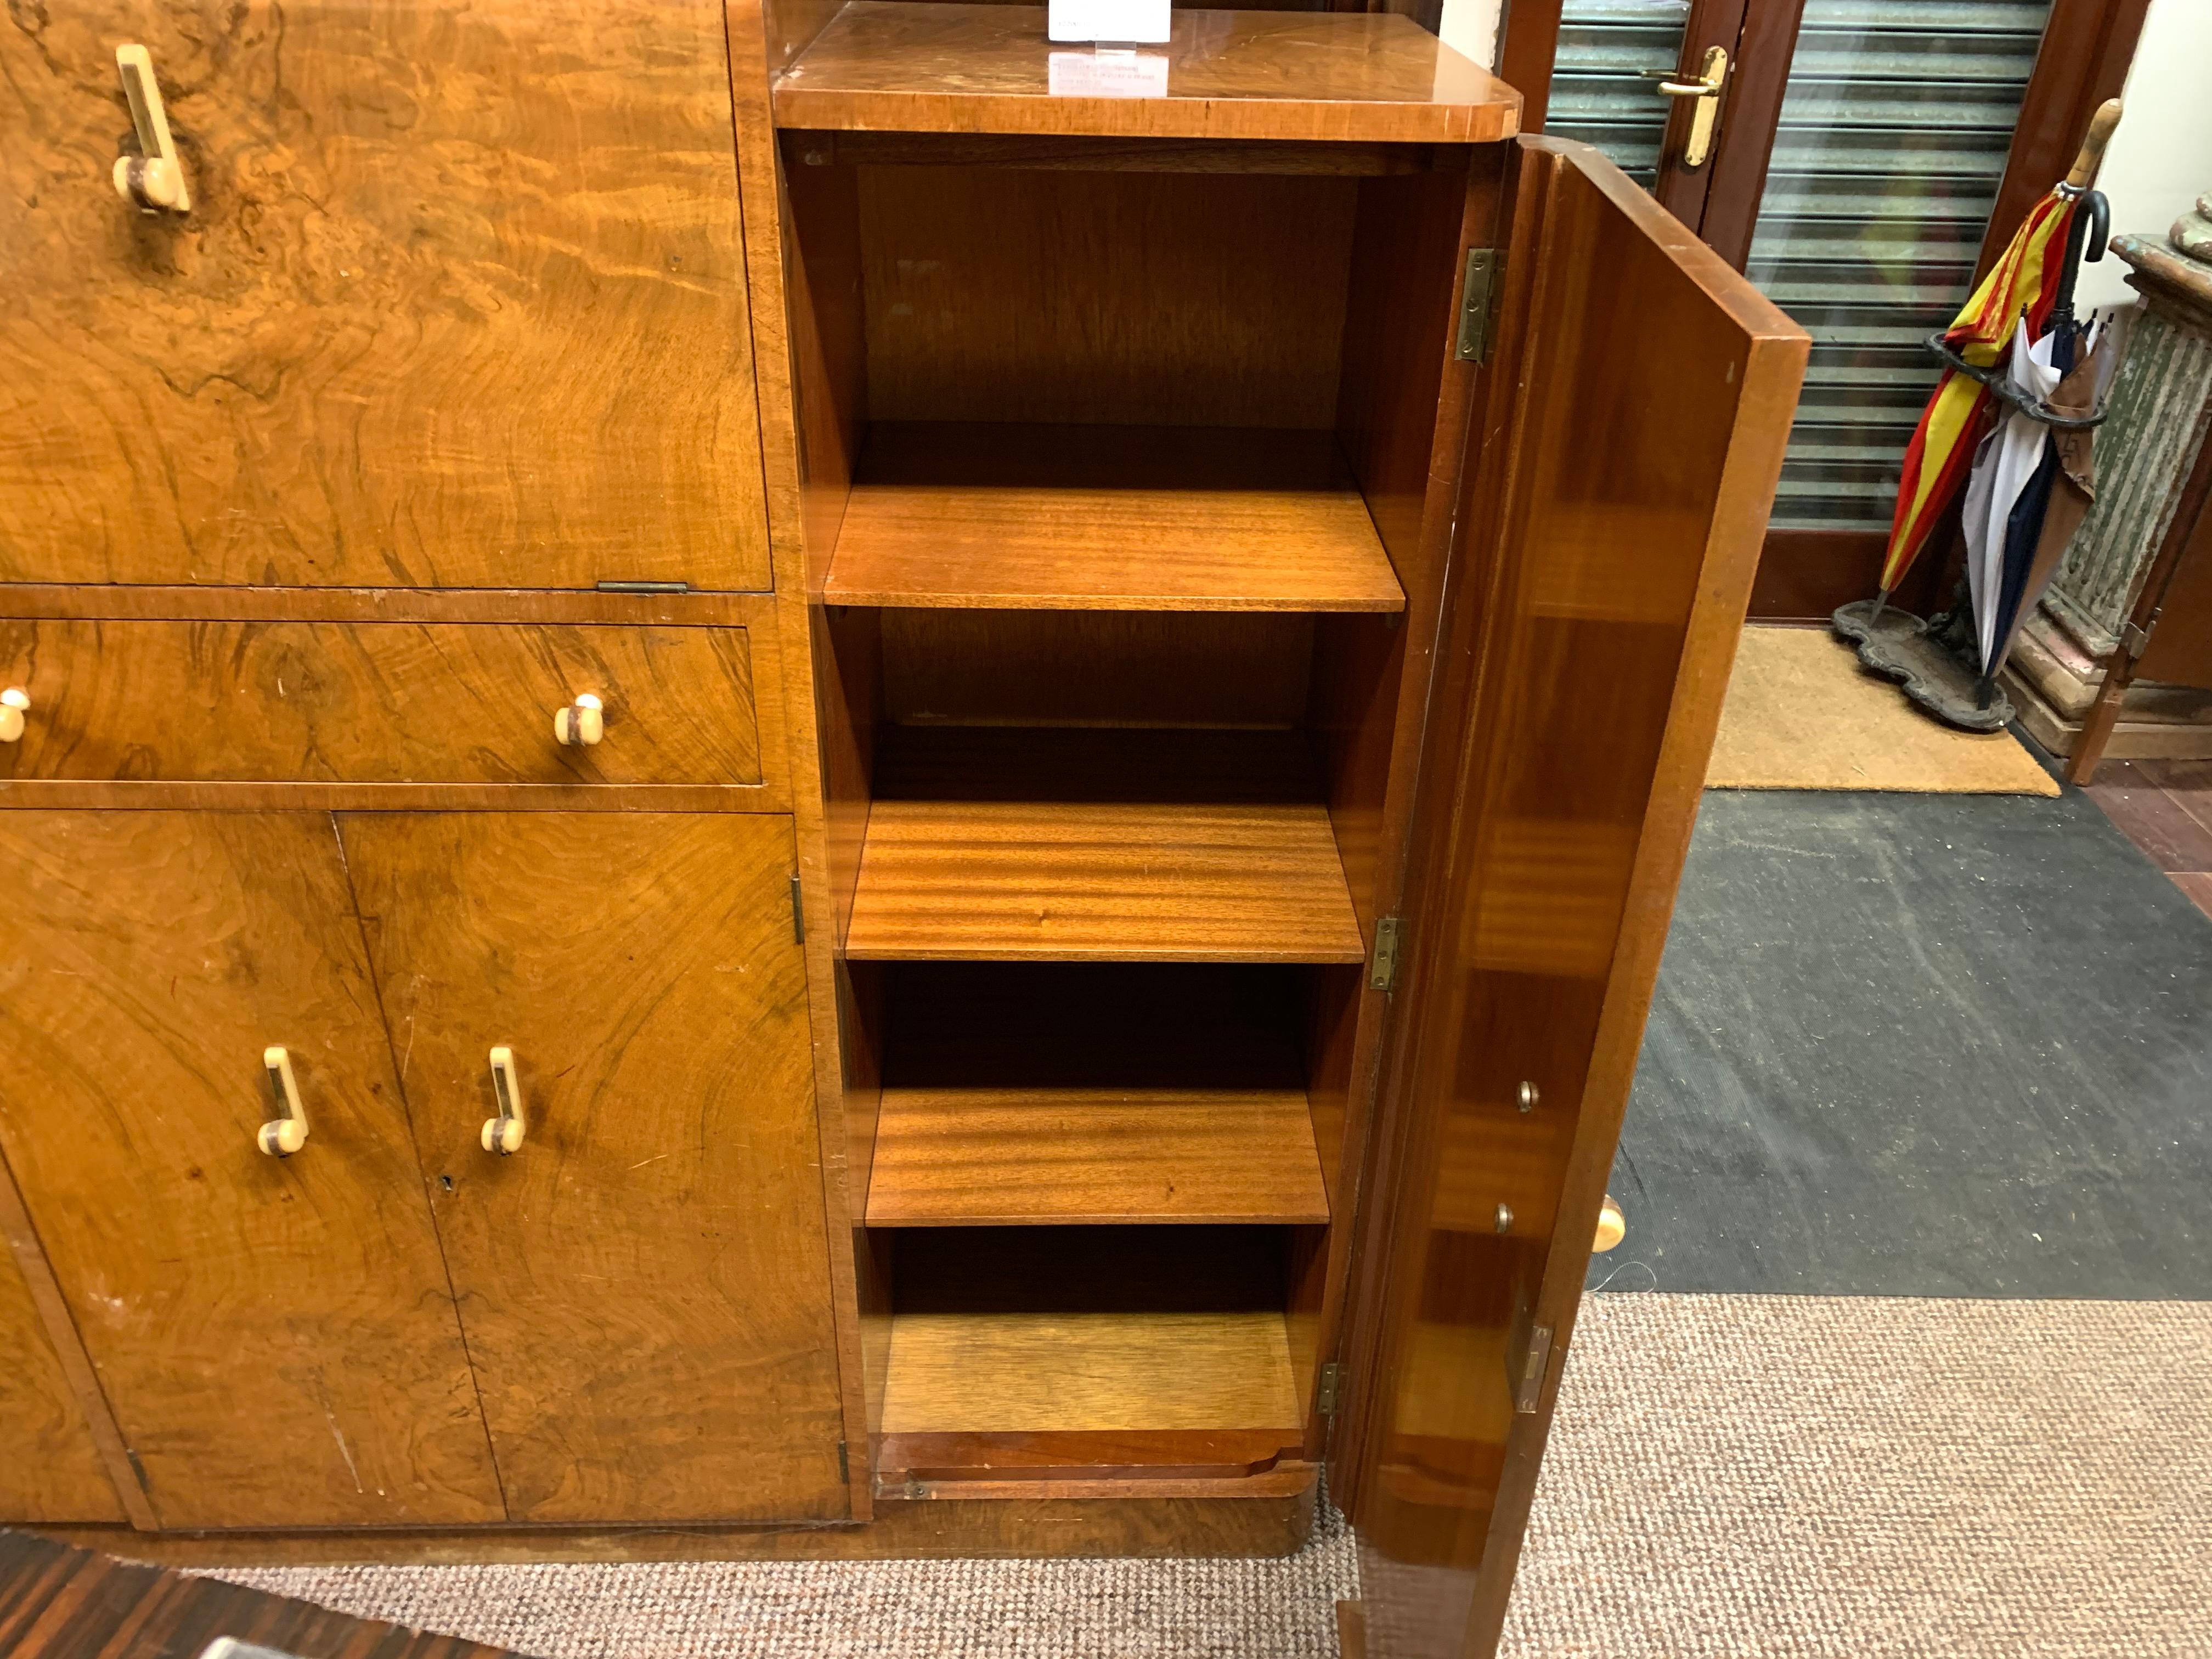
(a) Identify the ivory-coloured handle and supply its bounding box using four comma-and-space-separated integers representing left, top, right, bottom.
111, 46, 192, 213
554, 693, 605, 747
257, 1046, 308, 1157
483, 1046, 527, 1154
1594, 1195, 1626, 1253
0, 688, 26, 744
2067, 98, 2123, 188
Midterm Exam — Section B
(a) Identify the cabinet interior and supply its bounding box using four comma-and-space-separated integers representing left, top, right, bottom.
788, 138, 1479, 1486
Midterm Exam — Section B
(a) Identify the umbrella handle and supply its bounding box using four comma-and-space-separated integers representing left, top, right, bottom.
2066, 98, 2122, 189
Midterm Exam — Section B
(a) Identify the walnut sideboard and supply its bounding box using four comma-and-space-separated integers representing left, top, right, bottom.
0, 3, 1805, 1652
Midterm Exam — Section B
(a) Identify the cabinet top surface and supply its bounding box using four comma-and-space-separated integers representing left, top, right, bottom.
772, 3, 1522, 143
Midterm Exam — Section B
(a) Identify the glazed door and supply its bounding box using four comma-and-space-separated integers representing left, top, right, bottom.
338, 814, 849, 1524
0, 1, 768, 591
1336, 139, 1807, 1659
0, 812, 504, 1530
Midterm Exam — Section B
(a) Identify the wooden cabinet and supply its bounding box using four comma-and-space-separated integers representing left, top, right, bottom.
0, 812, 501, 1530
0, 0, 768, 590
1, 0, 1804, 1634
340, 814, 847, 1523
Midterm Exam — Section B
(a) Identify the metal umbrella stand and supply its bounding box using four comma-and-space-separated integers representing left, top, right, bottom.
1832, 100, 2119, 732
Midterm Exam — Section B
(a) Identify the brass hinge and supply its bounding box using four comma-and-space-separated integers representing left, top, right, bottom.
1368, 915, 1402, 993
596, 579, 690, 595
1455, 249, 1499, 363
1317, 1361, 1346, 1417
2121, 619, 2152, 659
790, 873, 805, 943
1508, 1322, 1554, 1415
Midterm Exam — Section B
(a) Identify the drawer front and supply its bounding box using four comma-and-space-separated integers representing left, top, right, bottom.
0, 621, 760, 787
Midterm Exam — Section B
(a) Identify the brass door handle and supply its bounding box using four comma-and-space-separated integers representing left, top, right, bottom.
111, 45, 192, 214
0, 689, 27, 744
257, 1046, 308, 1157
1652, 45, 1729, 170
554, 693, 605, 747
482, 1046, 527, 1154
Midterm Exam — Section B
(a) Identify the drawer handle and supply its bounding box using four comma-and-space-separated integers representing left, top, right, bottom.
257, 1046, 308, 1157
554, 694, 604, 747
0, 689, 25, 744
482, 1046, 527, 1155
1594, 1194, 1627, 1253
111, 46, 193, 215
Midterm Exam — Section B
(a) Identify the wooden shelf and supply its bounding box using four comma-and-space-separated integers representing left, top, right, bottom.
773, 4, 1522, 145
865, 964, 1329, 1226
881, 1311, 1301, 1433
845, 728, 1365, 962
822, 425, 1403, 613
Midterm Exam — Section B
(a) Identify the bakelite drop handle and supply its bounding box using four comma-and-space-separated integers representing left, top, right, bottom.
111, 46, 192, 214
0, 689, 27, 744
1594, 1195, 1627, 1253
257, 1046, 308, 1157
482, 1046, 527, 1154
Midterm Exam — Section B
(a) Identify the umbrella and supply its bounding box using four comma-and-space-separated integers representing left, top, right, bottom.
1871, 98, 2124, 611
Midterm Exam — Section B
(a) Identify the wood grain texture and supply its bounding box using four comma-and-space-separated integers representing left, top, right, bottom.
879, 610, 1313, 730
1338, 141, 1807, 1655
0, 1161, 150, 1530
0, 1226, 124, 1523
340, 813, 849, 1526
0, 621, 759, 785
848, 727, 1364, 962
772, 4, 1521, 143
0, 812, 504, 1530
881, 1313, 1300, 1432
876, 1428, 1299, 1483
50, 1478, 1318, 1558
0, 1531, 515, 1659
0, 0, 768, 590
823, 425, 1403, 611
855, 167, 1357, 429
791, 130, 1443, 174
866, 963, 1326, 1225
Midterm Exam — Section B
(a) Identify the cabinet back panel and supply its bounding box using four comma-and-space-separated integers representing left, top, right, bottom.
0, 0, 768, 590
880, 610, 1313, 728
340, 813, 848, 1526
857, 167, 1358, 428
0, 811, 504, 1530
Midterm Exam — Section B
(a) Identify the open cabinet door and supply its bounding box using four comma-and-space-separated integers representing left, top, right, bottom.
1335, 138, 1807, 1659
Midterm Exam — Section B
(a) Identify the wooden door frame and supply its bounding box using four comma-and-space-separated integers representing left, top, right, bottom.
1496, 0, 2153, 620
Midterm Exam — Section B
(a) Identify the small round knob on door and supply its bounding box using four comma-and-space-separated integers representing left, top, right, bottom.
0, 689, 27, 744
554, 693, 604, 747
1594, 1195, 1627, 1253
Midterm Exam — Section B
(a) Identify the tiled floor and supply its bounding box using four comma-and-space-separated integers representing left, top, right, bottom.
2081, 758, 2212, 921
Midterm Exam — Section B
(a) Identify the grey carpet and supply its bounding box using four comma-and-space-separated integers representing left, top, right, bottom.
206, 1293, 2212, 1658
1595, 788, 2212, 1298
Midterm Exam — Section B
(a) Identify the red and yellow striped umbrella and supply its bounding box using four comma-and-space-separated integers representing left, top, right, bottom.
1879, 189, 2080, 596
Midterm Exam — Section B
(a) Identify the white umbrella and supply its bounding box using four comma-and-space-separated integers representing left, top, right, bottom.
1960, 315, 2065, 674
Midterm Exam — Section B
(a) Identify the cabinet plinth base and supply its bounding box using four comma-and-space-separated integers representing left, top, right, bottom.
38, 1477, 1317, 1563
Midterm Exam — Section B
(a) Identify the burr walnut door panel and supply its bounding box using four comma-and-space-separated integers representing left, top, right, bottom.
0, 1224, 124, 1523
0, 0, 769, 591
338, 813, 848, 1525
0, 812, 505, 1531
